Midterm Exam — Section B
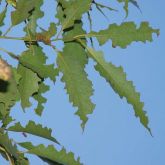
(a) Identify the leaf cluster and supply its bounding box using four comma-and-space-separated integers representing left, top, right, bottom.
0, 0, 159, 164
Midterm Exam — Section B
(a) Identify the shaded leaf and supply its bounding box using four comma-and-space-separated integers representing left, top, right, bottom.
24, 0, 44, 34
58, 0, 92, 30
11, 0, 35, 25
17, 64, 40, 109
19, 46, 58, 81
33, 81, 49, 116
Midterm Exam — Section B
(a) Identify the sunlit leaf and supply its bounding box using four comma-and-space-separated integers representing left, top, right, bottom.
19, 142, 83, 165
57, 23, 95, 129
8, 120, 59, 144
88, 22, 159, 48
85, 47, 151, 132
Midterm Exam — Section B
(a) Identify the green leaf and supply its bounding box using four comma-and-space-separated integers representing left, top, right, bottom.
33, 81, 49, 116
11, 0, 35, 25
24, 0, 44, 34
57, 23, 95, 129
19, 142, 83, 165
58, 0, 92, 30
17, 64, 40, 109
88, 22, 159, 48
57, 43, 95, 129
0, 133, 29, 164
19, 46, 58, 81
8, 120, 59, 144
85, 47, 151, 132
0, 133, 19, 158
0, 103, 14, 127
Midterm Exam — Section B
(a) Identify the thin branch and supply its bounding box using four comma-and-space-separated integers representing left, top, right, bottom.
0, 36, 25, 41
3, 25, 14, 36
0, 47, 19, 60
0, 146, 15, 165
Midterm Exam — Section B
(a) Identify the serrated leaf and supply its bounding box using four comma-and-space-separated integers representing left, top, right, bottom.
33, 81, 49, 116
0, 103, 14, 127
58, 0, 92, 30
8, 121, 59, 144
57, 43, 95, 129
17, 64, 40, 109
88, 22, 159, 48
19, 46, 58, 81
19, 142, 83, 165
57, 23, 95, 129
11, 0, 35, 25
56, 2, 65, 25
85, 47, 150, 132
24, 0, 44, 34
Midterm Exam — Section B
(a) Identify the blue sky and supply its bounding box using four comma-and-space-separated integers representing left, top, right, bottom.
0, 0, 165, 164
